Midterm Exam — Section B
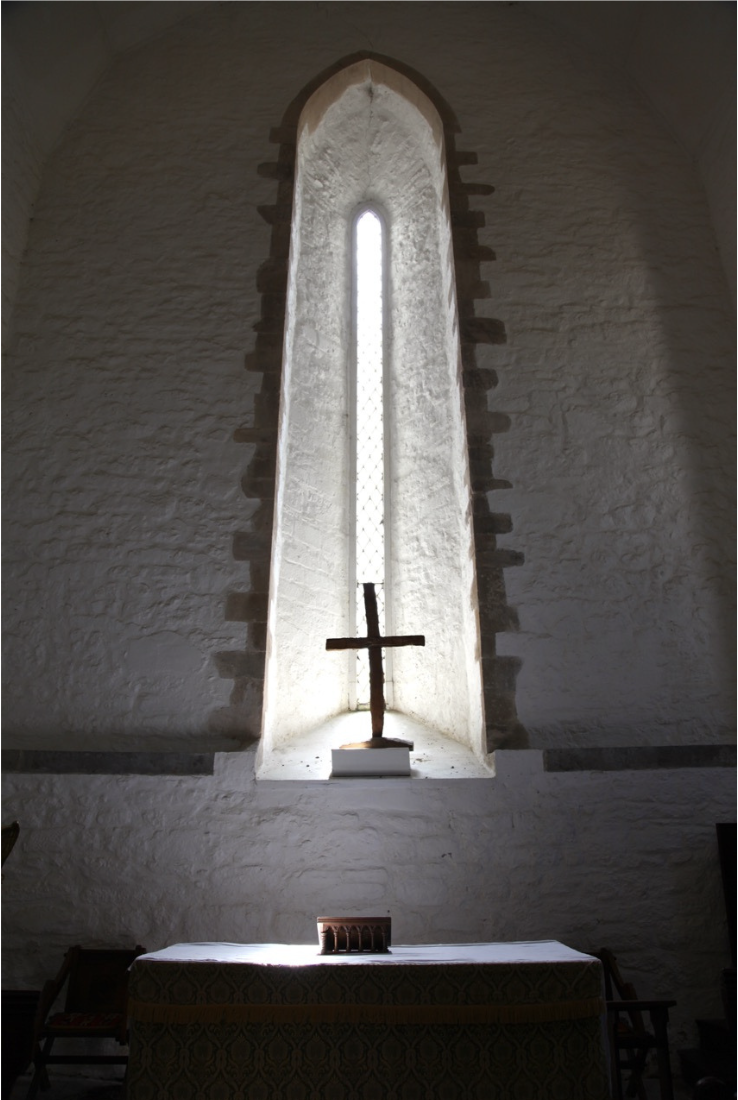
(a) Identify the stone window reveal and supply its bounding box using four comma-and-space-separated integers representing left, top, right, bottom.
229, 54, 525, 777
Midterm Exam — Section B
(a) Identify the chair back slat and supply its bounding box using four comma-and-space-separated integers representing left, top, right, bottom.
64, 949, 141, 1014
595, 948, 648, 1033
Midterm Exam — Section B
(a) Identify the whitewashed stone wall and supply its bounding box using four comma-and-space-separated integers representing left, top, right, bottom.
3, 3, 733, 749
2, 0, 735, 1068
2, 754, 734, 1056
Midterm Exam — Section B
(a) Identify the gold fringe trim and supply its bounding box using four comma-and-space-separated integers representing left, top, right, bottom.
128, 997, 604, 1027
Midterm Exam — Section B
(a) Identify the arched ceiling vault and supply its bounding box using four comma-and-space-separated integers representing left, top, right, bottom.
2, 0, 734, 314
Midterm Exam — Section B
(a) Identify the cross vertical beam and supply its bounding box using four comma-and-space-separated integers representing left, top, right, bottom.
364, 582, 388, 735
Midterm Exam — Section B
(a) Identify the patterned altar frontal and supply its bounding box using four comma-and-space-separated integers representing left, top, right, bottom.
127, 942, 611, 1099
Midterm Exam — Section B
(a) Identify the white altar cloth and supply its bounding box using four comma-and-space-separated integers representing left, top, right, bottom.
135, 938, 595, 967
127, 940, 611, 1099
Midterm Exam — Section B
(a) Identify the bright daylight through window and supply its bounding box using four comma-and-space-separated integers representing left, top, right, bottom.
353, 209, 386, 709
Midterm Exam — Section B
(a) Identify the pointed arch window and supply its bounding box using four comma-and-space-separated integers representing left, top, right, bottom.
257, 60, 488, 778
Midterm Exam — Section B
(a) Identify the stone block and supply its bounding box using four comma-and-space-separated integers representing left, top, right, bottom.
473, 511, 513, 535
462, 368, 499, 390
224, 592, 271, 622
214, 650, 266, 679
232, 530, 271, 561
461, 317, 507, 344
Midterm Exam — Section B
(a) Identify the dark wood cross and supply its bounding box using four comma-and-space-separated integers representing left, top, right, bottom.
326, 582, 425, 749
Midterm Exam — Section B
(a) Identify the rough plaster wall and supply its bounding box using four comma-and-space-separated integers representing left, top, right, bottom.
2, 7, 272, 747
0, 0, 213, 351
524, 1, 736, 302
3, 3, 733, 750
477, 16, 736, 747
1, 51, 45, 353
4, 3, 732, 361
2, 756, 734, 1057
1, 2, 735, 1068
626, 1, 737, 302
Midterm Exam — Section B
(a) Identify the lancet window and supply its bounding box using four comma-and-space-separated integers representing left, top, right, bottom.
259, 59, 486, 768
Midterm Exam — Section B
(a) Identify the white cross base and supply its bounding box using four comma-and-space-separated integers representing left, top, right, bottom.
331, 746, 410, 777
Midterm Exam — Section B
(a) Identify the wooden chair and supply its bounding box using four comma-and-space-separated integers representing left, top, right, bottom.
26, 944, 146, 1099
595, 948, 677, 1100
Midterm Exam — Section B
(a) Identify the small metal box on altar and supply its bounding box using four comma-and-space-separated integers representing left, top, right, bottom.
317, 916, 391, 954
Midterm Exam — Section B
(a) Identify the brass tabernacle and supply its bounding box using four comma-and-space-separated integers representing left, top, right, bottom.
317, 916, 391, 954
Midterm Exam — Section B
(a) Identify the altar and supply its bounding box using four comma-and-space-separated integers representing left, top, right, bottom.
126, 941, 611, 1099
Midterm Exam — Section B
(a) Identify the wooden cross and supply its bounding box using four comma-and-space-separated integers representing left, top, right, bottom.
326, 582, 425, 748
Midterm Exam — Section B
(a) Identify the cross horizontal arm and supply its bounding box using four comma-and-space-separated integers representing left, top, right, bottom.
326, 635, 425, 651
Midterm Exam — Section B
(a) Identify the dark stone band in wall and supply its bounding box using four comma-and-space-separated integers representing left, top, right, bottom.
2, 751, 215, 776
543, 745, 737, 772
3, 747, 734, 776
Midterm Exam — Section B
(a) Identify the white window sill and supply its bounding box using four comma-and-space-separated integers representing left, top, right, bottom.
256, 712, 493, 781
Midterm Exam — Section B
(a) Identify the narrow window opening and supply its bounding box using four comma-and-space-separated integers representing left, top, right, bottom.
352, 208, 388, 709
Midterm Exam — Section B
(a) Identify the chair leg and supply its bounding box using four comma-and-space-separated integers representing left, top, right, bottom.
624, 1049, 649, 1100
624, 1063, 648, 1100
26, 1036, 53, 1099
605, 1012, 623, 1100
655, 1047, 675, 1100
652, 1015, 675, 1100
655, 1029, 677, 1100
